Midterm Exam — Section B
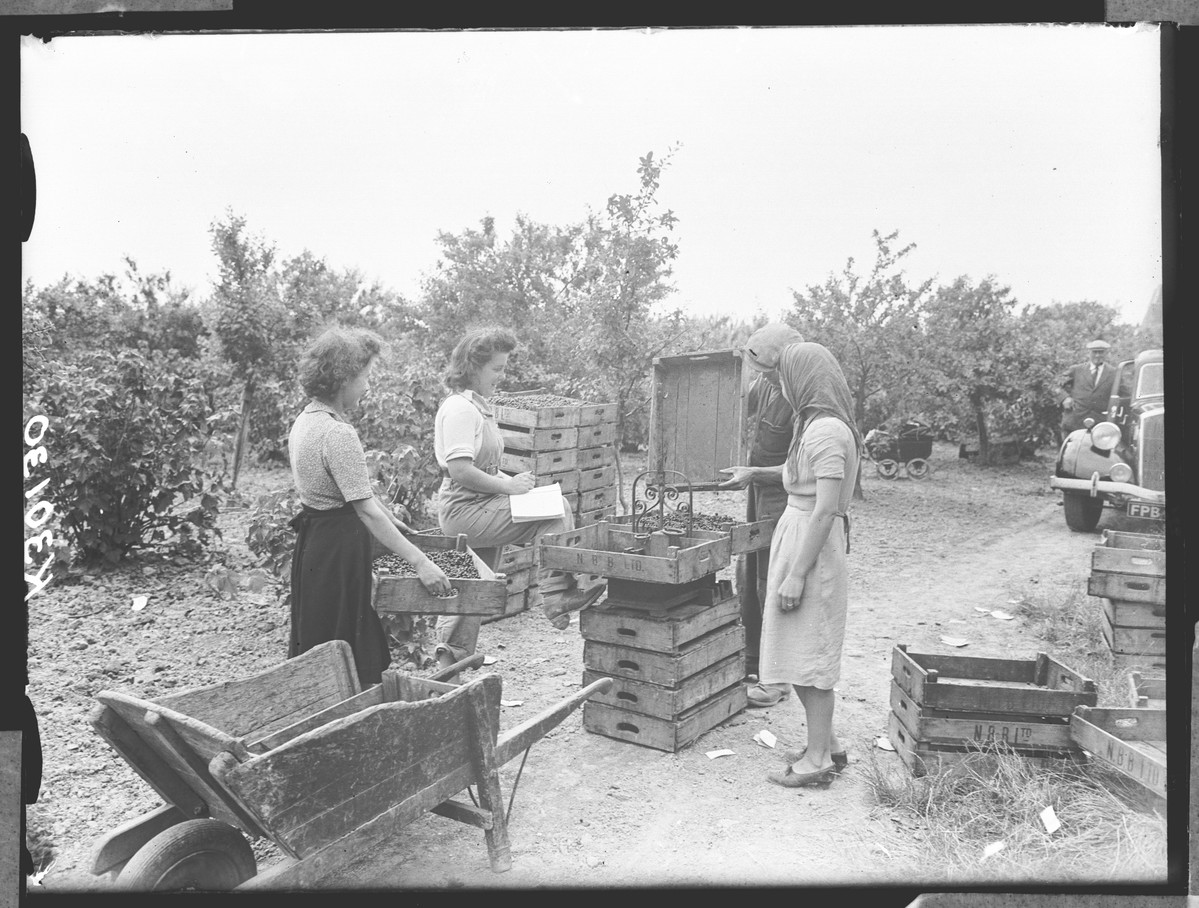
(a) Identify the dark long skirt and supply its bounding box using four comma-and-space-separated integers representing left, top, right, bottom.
289, 503, 389, 687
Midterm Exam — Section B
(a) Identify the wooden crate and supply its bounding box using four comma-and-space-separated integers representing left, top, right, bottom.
373, 535, 507, 617
610, 513, 777, 555
1109, 650, 1167, 674
1087, 571, 1166, 605
1100, 614, 1166, 656
648, 349, 746, 485
501, 448, 578, 475
576, 505, 617, 528
579, 592, 740, 653
1091, 546, 1165, 577
605, 574, 725, 610
491, 390, 580, 429
576, 401, 617, 427
537, 468, 579, 494
540, 522, 731, 584
498, 424, 580, 453
890, 645, 1097, 717
497, 543, 537, 574
1100, 598, 1165, 630
887, 713, 1085, 778
889, 681, 1076, 752
562, 490, 580, 513
576, 444, 616, 470
583, 654, 745, 721
1100, 529, 1165, 552
577, 486, 618, 513
501, 565, 532, 597
583, 680, 746, 752
577, 465, 617, 492
583, 623, 744, 687
1069, 706, 1167, 801
1127, 672, 1166, 709
481, 588, 530, 625
576, 423, 617, 448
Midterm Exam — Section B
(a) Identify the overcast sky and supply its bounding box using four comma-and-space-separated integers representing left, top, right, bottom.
20, 25, 1162, 326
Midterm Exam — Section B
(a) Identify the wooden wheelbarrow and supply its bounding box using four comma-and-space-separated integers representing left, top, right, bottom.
87, 640, 612, 890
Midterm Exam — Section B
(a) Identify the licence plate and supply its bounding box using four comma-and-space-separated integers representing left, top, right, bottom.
1127, 502, 1164, 520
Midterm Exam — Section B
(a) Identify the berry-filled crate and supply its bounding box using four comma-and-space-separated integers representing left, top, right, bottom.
371, 533, 507, 617
538, 521, 731, 585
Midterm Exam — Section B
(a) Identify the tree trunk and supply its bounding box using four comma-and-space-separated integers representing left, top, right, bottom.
231, 376, 255, 490
974, 402, 990, 465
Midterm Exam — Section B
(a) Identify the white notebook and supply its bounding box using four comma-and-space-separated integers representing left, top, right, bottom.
509, 482, 567, 523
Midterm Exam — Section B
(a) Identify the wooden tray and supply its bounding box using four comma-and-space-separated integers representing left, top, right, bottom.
576, 401, 617, 427
579, 592, 740, 653
889, 681, 1075, 751
575, 444, 616, 470
498, 424, 580, 452
1100, 598, 1165, 630
890, 645, 1096, 717
481, 588, 530, 625
577, 485, 618, 513
887, 712, 1085, 778
1100, 529, 1165, 551
1069, 706, 1166, 801
576, 423, 617, 448
610, 513, 777, 555
373, 535, 507, 616
540, 522, 731, 584
583, 623, 745, 687
491, 390, 580, 429
1091, 546, 1165, 577
576, 505, 618, 527
501, 448, 578, 475
582, 680, 746, 752
583, 653, 745, 720
577, 465, 617, 492
1101, 614, 1166, 656
1127, 671, 1166, 709
1087, 571, 1166, 605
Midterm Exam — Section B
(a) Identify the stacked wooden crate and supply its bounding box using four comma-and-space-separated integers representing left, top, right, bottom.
1070, 705, 1167, 813
483, 542, 538, 624
1088, 529, 1166, 672
540, 521, 746, 751
887, 645, 1096, 776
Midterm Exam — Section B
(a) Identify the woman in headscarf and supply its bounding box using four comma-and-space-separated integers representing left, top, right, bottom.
755, 342, 864, 788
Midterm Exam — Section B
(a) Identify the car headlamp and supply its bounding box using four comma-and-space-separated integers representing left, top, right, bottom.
1109, 462, 1133, 483
1090, 422, 1121, 452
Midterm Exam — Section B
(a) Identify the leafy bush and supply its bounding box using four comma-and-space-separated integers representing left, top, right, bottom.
245, 487, 303, 584
28, 349, 222, 565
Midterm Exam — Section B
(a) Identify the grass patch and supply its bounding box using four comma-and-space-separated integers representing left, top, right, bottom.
860, 743, 1167, 883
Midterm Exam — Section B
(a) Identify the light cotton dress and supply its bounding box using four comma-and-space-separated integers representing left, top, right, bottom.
758, 415, 859, 690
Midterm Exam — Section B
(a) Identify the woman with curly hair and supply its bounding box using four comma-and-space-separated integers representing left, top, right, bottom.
433, 326, 605, 671
288, 325, 451, 687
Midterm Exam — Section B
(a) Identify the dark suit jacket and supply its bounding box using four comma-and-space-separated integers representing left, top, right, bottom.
1060, 361, 1116, 430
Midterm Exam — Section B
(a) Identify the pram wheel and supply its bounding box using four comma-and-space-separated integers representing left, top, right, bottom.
906, 458, 931, 480
876, 459, 900, 480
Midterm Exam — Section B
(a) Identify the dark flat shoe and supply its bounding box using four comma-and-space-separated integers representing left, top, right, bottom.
767, 763, 836, 788
782, 747, 849, 772
745, 683, 790, 708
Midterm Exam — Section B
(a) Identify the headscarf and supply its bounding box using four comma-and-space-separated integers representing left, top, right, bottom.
743, 323, 804, 371
776, 342, 865, 500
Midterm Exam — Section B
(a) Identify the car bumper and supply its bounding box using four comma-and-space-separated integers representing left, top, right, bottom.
1050, 474, 1165, 504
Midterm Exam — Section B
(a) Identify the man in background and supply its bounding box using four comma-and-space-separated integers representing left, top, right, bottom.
1059, 339, 1116, 435
718, 322, 803, 708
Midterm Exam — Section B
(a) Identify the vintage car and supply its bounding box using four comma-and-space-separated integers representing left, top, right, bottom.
1050, 348, 1164, 532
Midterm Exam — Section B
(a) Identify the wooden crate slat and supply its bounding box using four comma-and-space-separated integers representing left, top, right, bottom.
481, 589, 530, 625
582, 653, 745, 720
1127, 672, 1167, 709
582, 681, 746, 752
577, 465, 617, 492
498, 425, 580, 453
535, 468, 579, 493
576, 444, 616, 470
582, 623, 745, 687
1091, 546, 1166, 577
577, 401, 617, 427
576, 423, 617, 448
579, 593, 741, 653
578, 486, 618, 512
576, 505, 618, 528
1100, 614, 1167, 655
540, 522, 731, 584
1069, 707, 1167, 800
887, 713, 1084, 778
1100, 597, 1165, 630
501, 448, 579, 475
1100, 529, 1166, 551
497, 544, 537, 573
1087, 571, 1166, 605
889, 682, 1076, 751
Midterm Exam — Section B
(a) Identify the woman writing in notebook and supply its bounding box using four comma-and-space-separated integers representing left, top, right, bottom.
432, 326, 605, 671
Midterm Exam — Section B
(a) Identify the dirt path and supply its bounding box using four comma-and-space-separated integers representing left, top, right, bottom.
28, 444, 1165, 891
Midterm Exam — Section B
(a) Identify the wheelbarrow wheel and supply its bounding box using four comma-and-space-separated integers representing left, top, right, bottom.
116, 819, 256, 891
875, 459, 900, 480
906, 458, 931, 480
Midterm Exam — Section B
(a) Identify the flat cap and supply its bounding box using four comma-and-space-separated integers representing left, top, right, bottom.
1086, 339, 1111, 351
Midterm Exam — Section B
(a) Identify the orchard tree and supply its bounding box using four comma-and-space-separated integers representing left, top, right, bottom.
789, 229, 932, 429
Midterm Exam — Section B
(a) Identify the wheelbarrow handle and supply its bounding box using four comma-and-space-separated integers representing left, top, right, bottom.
494, 678, 613, 766
429, 653, 486, 683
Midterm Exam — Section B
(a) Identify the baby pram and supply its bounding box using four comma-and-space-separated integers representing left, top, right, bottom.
863, 419, 934, 480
